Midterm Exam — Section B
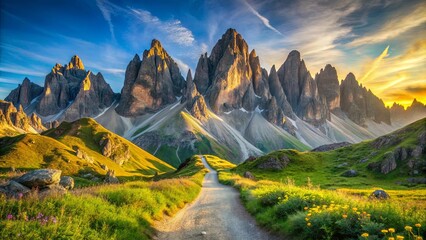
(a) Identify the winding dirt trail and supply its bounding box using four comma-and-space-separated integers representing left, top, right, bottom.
154, 156, 279, 240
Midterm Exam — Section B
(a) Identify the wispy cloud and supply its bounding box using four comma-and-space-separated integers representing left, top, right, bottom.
348, 3, 426, 47
243, 0, 282, 35
130, 9, 194, 46
96, 0, 116, 41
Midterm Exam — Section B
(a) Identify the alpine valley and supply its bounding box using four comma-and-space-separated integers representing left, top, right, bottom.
2, 29, 425, 167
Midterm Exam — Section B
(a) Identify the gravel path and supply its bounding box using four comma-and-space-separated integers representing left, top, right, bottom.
154, 156, 280, 240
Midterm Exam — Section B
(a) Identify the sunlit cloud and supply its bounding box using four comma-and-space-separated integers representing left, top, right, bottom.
358, 39, 426, 107
243, 0, 282, 35
348, 3, 426, 47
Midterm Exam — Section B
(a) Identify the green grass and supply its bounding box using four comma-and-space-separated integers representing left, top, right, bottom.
0, 155, 206, 240
219, 172, 426, 240
0, 118, 174, 178
203, 155, 236, 171
235, 118, 426, 189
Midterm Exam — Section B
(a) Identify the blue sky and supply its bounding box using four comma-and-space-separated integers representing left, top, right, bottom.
1, 0, 425, 106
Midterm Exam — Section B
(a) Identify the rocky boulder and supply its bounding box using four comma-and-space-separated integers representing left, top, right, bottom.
0, 180, 30, 198
367, 152, 397, 174
104, 170, 119, 184
243, 171, 255, 180
257, 155, 290, 170
369, 190, 390, 200
15, 169, 61, 188
341, 169, 358, 177
59, 176, 74, 190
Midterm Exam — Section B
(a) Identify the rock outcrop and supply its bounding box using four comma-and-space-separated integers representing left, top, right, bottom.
15, 169, 61, 188
277, 50, 327, 126
0, 100, 46, 134
311, 142, 351, 152
5, 77, 43, 109
116, 39, 185, 116
36, 55, 115, 121
340, 73, 390, 125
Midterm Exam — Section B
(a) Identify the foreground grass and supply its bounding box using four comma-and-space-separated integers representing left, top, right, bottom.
0, 156, 206, 239
219, 172, 426, 240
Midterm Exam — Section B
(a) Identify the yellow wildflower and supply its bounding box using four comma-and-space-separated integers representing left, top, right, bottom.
396, 236, 404, 240
415, 223, 421, 228
389, 228, 395, 233
381, 229, 388, 233
361, 233, 369, 238
405, 226, 413, 232
307, 213, 312, 217
305, 218, 309, 221
416, 237, 423, 240
342, 214, 347, 219
307, 222, 311, 227
353, 207, 358, 211
389, 238, 395, 240
304, 207, 308, 210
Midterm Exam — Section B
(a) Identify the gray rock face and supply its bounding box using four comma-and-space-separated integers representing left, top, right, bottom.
257, 155, 290, 170
183, 69, 199, 109
316, 64, 340, 117
5, 77, 43, 109
36, 56, 115, 121
59, 176, 74, 190
368, 151, 397, 174
267, 66, 293, 118
15, 169, 61, 188
99, 135, 130, 165
340, 73, 390, 125
116, 39, 185, 116
277, 50, 327, 126
193, 53, 210, 94
249, 50, 271, 104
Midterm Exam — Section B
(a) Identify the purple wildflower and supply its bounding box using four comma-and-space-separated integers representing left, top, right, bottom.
51, 216, 57, 224
36, 212, 43, 219
7, 214, 13, 220
18, 192, 23, 199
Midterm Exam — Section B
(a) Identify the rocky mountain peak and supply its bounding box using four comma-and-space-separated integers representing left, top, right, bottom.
316, 64, 340, 115
67, 55, 84, 70
340, 73, 390, 125
116, 39, 185, 116
5, 77, 43, 109
0, 100, 46, 134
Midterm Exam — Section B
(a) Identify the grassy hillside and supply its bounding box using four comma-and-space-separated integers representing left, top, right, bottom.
235, 118, 426, 189
0, 118, 174, 179
0, 155, 207, 240
204, 155, 236, 171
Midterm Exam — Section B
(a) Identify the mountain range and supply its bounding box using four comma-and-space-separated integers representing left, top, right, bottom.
2, 28, 426, 167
